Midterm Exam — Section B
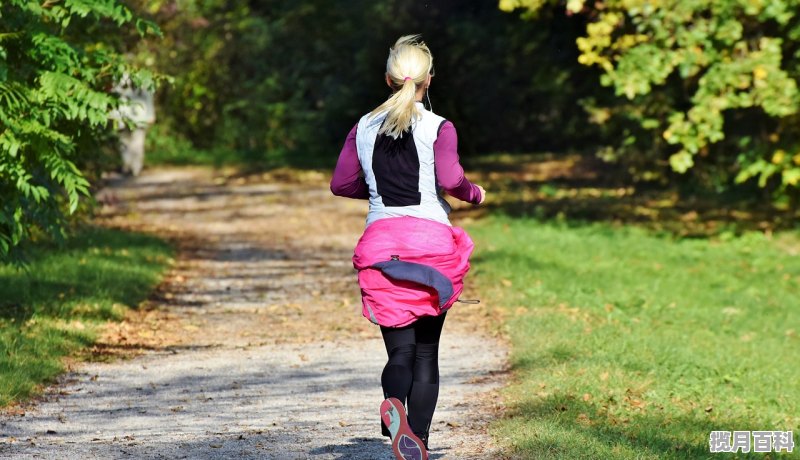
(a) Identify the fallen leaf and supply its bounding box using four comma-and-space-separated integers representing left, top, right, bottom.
629, 399, 646, 409
5, 407, 25, 416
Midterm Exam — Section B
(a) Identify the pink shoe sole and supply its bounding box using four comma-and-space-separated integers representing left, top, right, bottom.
380, 397, 428, 460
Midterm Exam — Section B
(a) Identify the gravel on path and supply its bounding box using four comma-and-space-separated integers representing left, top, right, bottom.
0, 167, 507, 459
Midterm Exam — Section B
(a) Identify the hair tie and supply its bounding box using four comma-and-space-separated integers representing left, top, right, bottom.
403, 76, 412, 81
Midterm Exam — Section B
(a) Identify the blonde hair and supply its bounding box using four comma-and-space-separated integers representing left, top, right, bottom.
369, 35, 434, 139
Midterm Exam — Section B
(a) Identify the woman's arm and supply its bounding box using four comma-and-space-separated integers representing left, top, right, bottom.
330, 123, 369, 199
434, 121, 483, 204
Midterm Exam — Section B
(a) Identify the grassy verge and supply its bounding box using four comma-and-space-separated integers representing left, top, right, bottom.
0, 227, 173, 407
462, 152, 797, 236
467, 216, 799, 459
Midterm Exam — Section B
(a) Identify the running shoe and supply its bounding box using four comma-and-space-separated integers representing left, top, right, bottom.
380, 397, 428, 460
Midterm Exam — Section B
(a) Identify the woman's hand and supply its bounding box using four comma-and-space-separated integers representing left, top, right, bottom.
477, 185, 486, 204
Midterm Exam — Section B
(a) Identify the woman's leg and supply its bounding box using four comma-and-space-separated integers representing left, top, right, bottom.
407, 312, 447, 441
379, 323, 417, 404
379, 313, 447, 442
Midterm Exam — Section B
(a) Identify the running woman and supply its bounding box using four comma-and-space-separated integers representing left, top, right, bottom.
330, 35, 486, 460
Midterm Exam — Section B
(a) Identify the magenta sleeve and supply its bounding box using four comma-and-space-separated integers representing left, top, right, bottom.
330, 123, 369, 199
434, 121, 482, 204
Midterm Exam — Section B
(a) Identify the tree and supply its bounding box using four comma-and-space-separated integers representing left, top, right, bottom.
0, 0, 158, 263
502, 0, 800, 205
133, 0, 598, 166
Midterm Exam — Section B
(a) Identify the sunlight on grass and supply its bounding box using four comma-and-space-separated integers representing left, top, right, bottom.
460, 152, 796, 237
468, 216, 799, 459
0, 227, 173, 407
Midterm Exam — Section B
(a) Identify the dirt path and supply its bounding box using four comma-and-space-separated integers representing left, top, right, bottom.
0, 167, 507, 459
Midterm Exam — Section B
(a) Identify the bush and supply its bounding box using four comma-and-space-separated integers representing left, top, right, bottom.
0, 0, 158, 263
503, 0, 800, 206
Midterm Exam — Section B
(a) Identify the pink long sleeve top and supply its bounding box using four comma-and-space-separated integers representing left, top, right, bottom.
330, 121, 482, 204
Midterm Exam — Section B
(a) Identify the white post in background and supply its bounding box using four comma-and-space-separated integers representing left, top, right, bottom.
110, 74, 156, 176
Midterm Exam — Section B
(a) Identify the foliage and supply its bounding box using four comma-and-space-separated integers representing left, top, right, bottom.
465, 152, 800, 235
502, 0, 800, 204
130, 0, 597, 166
0, 226, 172, 407
469, 216, 800, 458
0, 0, 158, 263
144, 123, 224, 166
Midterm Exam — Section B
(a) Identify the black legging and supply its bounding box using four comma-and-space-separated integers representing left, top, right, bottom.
380, 312, 447, 437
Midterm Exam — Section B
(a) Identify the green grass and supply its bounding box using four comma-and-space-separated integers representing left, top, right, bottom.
468, 216, 800, 459
0, 227, 173, 407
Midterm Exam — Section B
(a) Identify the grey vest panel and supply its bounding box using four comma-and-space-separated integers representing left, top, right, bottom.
356, 102, 451, 227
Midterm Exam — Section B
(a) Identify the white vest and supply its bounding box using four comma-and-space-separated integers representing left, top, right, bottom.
356, 102, 452, 226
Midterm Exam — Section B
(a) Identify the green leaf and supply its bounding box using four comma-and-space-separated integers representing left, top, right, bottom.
669, 151, 694, 174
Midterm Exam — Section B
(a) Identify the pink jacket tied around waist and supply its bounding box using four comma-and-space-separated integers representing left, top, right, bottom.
352, 216, 475, 328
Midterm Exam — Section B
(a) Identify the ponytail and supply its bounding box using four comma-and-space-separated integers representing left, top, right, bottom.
369, 35, 433, 139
